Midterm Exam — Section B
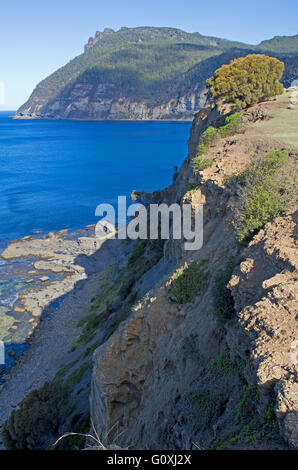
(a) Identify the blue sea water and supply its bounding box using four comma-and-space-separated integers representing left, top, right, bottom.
0, 112, 191, 374
0, 112, 191, 243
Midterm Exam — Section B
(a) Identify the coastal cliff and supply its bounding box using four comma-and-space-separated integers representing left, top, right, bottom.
1, 88, 297, 450
14, 27, 298, 121
89, 91, 298, 449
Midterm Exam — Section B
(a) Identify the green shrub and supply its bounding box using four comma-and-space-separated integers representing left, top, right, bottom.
197, 141, 207, 157
237, 150, 290, 242
218, 112, 242, 137
118, 277, 134, 298
185, 389, 229, 432
207, 54, 284, 108
226, 393, 281, 446
65, 363, 89, 387
236, 383, 260, 425
196, 113, 242, 159
209, 350, 245, 377
197, 126, 218, 156
228, 170, 247, 186
212, 257, 236, 321
260, 400, 280, 440
169, 260, 209, 304
54, 361, 77, 381
61, 414, 91, 450
192, 156, 213, 171
202, 126, 218, 146
1, 381, 69, 449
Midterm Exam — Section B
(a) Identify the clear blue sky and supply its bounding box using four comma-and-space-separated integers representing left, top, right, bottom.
1, 0, 297, 110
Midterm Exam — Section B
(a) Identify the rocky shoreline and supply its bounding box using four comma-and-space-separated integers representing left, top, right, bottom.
0, 227, 119, 448
0, 226, 111, 376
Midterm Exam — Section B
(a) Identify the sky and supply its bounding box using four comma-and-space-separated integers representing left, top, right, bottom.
1, 0, 297, 110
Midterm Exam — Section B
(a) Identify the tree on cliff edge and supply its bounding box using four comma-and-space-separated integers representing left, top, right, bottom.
206, 54, 284, 109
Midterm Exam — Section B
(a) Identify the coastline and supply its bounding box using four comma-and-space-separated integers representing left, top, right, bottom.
0, 227, 120, 448
0, 226, 111, 377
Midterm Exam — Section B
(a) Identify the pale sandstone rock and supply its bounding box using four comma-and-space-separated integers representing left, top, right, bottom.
14, 307, 25, 313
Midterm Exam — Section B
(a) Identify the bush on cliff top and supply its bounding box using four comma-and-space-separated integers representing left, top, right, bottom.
206, 54, 284, 109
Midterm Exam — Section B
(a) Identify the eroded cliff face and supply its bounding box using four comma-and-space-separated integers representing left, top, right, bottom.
228, 213, 298, 448
90, 101, 298, 449
15, 88, 208, 121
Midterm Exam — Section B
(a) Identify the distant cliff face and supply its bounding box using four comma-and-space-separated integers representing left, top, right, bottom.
16, 86, 208, 121
15, 27, 298, 121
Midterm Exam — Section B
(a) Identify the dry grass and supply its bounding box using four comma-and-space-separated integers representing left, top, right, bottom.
247, 91, 298, 149
52, 420, 125, 450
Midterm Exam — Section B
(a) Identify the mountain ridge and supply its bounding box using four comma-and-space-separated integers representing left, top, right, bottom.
15, 27, 298, 121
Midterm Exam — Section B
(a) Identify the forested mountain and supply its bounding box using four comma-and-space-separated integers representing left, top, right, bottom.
15, 27, 298, 120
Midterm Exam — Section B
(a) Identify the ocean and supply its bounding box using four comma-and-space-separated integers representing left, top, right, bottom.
0, 112, 191, 367
0, 111, 191, 243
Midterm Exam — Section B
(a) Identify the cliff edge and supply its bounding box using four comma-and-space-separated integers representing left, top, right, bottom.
90, 90, 298, 449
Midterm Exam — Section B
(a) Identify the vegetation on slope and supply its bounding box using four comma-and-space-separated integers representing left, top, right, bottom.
258, 34, 298, 53
194, 112, 242, 166
234, 150, 292, 242
169, 260, 209, 304
1, 381, 69, 450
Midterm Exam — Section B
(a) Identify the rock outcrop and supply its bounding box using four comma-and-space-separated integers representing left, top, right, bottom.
90, 97, 298, 449
84, 28, 115, 52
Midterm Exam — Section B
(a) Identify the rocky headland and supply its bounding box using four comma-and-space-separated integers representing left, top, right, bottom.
14, 27, 298, 121
1, 88, 297, 450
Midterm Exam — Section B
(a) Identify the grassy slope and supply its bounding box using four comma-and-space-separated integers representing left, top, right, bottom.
258, 35, 298, 53
247, 90, 298, 149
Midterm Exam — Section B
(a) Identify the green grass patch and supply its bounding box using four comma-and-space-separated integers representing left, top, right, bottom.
185, 389, 229, 432
192, 156, 213, 171
218, 113, 242, 137
169, 260, 209, 304
209, 350, 245, 377
62, 414, 91, 450
54, 361, 77, 382
225, 386, 281, 446
74, 313, 101, 348
88, 266, 119, 312
65, 362, 90, 388
196, 113, 242, 158
128, 239, 147, 267
236, 383, 260, 425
